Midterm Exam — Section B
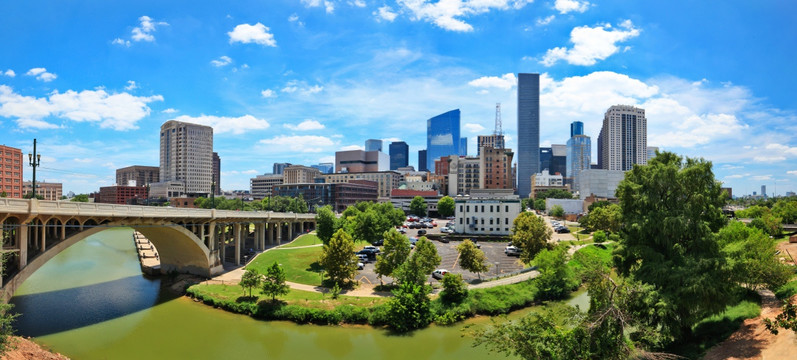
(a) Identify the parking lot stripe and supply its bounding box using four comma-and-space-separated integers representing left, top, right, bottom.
452, 252, 460, 269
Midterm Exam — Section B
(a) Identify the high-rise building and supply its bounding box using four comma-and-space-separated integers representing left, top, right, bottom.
273, 163, 292, 175
418, 150, 428, 171
539, 147, 552, 172
22, 181, 62, 200
427, 109, 462, 173
599, 105, 647, 171
571, 121, 584, 137
647, 146, 658, 162
480, 147, 514, 190
389, 141, 409, 170
551, 145, 567, 178
116, 165, 159, 187
310, 163, 334, 174
762, 185, 767, 198
0, 145, 23, 198
459, 137, 468, 156
477, 135, 505, 156
517, 73, 540, 198
212, 152, 221, 195
159, 120, 214, 196
447, 155, 480, 196
567, 136, 591, 192
335, 150, 390, 173
365, 139, 383, 152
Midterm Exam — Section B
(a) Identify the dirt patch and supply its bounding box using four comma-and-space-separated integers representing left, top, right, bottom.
703, 290, 797, 360
1, 336, 69, 360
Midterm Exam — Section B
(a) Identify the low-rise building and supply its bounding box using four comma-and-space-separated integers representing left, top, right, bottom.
577, 169, 625, 200
273, 180, 378, 212
454, 189, 520, 236
23, 181, 62, 200
390, 189, 440, 215
148, 181, 186, 199
284, 165, 322, 184
335, 150, 390, 173
0, 145, 23, 198
448, 156, 480, 196
545, 198, 584, 215
323, 171, 402, 200
480, 146, 514, 190
116, 165, 159, 187
531, 170, 570, 199
96, 185, 148, 205
250, 174, 284, 199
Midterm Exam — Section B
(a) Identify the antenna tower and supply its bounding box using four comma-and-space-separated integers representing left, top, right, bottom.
494, 103, 504, 149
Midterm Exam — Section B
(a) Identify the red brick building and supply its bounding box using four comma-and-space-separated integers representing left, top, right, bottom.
0, 145, 23, 198
96, 186, 148, 205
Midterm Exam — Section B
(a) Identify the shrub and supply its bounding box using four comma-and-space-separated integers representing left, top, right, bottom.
440, 273, 468, 304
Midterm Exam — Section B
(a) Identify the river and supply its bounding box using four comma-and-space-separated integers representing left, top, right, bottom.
10, 228, 588, 359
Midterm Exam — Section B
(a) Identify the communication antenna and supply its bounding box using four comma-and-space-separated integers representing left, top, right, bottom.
494, 103, 504, 149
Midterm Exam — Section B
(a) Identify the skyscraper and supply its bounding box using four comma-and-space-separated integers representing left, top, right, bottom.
567, 130, 591, 192
570, 121, 584, 137
551, 144, 567, 178
418, 150, 428, 171
517, 73, 540, 198
539, 147, 552, 172
599, 105, 647, 171
426, 109, 462, 172
212, 152, 221, 194
159, 120, 214, 196
459, 137, 468, 156
389, 141, 409, 170
365, 139, 383, 152
273, 163, 292, 175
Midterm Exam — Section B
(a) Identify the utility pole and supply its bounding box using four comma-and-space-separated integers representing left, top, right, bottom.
28, 138, 41, 199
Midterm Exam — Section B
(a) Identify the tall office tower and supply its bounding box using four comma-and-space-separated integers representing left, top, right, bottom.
0, 145, 23, 198
647, 146, 659, 162
517, 73, 540, 198
566, 127, 591, 192
571, 121, 584, 137
762, 185, 767, 198
477, 135, 506, 156
418, 150, 428, 171
539, 147, 552, 172
212, 152, 221, 194
599, 105, 647, 171
273, 163, 292, 175
551, 144, 567, 178
365, 139, 383, 152
460, 137, 468, 156
159, 120, 214, 196
597, 130, 604, 169
426, 109, 462, 173
116, 165, 159, 187
389, 141, 409, 170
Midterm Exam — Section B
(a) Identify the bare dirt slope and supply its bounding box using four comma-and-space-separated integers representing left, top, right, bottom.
1, 336, 69, 360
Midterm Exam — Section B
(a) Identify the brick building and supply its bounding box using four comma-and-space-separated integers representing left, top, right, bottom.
0, 145, 23, 198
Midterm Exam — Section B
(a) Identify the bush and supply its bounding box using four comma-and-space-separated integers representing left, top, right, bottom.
592, 230, 607, 243
440, 273, 468, 304
775, 279, 797, 300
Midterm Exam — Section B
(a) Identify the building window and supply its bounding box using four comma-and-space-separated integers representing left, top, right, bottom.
460, 218, 463, 225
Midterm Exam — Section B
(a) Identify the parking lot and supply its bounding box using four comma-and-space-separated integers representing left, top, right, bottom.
354, 218, 526, 285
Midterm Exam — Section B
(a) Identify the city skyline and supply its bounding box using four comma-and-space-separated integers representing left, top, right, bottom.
0, 1, 795, 196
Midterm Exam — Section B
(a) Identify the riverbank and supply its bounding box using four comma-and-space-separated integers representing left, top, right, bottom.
1, 336, 69, 360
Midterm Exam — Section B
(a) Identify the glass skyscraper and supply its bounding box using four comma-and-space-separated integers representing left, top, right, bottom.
389, 141, 409, 170
459, 137, 467, 156
567, 132, 591, 192
571, 121, 584, 137
517, 73, 540, 198
365, 139, 383, 152
418, 150, 427, 171
426, 109, 462, 173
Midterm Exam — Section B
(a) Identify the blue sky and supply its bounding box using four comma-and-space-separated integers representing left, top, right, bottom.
1, 0, 795, 196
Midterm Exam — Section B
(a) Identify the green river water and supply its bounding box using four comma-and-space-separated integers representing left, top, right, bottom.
10, 228, 588, 360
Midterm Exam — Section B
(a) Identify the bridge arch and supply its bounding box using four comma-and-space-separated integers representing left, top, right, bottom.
1, 221, 214, 302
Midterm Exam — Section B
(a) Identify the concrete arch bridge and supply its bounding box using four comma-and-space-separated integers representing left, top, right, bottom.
0, 198, 315, 301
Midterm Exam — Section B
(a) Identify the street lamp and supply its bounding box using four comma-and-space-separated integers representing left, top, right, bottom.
211, 181, 216, 209
28, 139, 41, 199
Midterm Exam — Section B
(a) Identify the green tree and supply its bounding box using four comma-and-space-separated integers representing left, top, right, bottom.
71, 194, 89, 202
437, 196, 455, 217
592, 230, 607, 244
549, 205, 564, 218
315, 205, 337, 244
772, 199, 797, 224
394, 237, 440, 285
240, 267, 262, 298
719, 221, 791, 290
532, 245, 578, 300
583, 204, 622, 233
261, 262, 290, 301
614, 151, 731, 340
749, 212, 783, 237
735, 205, 769, 219
536, 189, 573, 200
385, 282, 432, 332
456, 239, 491, 280
588, 200, 613, 212
534, 198, 546, 211
319, 229, 358, 287
374, 228, 411, 284
409, 196, 427, 216
0, 302, 17, 356
352, 209, 381, 244
440, 273, 468, 303
0, 191, 6, 198
510, 212, 553, 264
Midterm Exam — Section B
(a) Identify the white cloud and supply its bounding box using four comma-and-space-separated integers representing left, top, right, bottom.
26, 67, 57, 82
162, 108, 178, 114
173, 114, 270, 135
395, 0, 533, 32
289, 14, 300, 22
261, 89, 276, 98
468, 73, 517, 91
210, 55, 233, 67
260, 135, 336, 153
112, 38, 131, 47
554, 0, 590, 14
131, 16, 168, 42
340, 144, 364, 151
228, 23, 277, 47
351, 0, 366, 7
0, 85, 163, 130
124, 80, 137, 91
281, 85, 298, 93
280, 81, 323, 95
541, 20, 640, 66
375, 6, 399, 22
724, 174, 747, 179
464, 123, 486, 133
536, 15, 555, 26
3, 70, 15, 77
242, 169, 259, 175
284, 119, 325, 131
325, 0, 335, 13
319, 155, 335, 163
302, 85, 323, 95
751, 175, 773, 181
788, 170, 797, 176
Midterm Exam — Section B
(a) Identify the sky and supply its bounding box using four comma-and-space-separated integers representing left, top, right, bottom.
1, 0, 796, 197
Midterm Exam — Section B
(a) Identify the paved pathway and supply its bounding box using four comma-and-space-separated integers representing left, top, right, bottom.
468, 270, 540, 289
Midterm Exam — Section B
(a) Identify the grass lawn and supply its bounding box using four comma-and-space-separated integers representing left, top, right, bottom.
280, 233, 322, 248
568, 243, 615, 272
247, 246, 324, 286
188, 283, 386, 310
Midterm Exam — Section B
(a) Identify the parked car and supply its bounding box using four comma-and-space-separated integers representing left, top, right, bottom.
505, 245, 521, 256
417, 229, 427, 236
556, 227, 570, 233
432, 269, 449, 280
371, 239, 384, 246
438, 237, 450, 243
363, 246, 381, 253
357, 262, 364, 270
357, 254, 370, 263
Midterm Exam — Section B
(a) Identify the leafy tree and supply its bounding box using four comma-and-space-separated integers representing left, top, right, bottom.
385, 282, 432, 332
0, 302, 17, 356
261, 262, 290, 301
315, 205, 337, 244
532, 245, 578, 300
718, 221, 791, 290
352, 209, 380, 244
549, 205, 564, 218
0, 191, 6, 198
588, 200, 613, 212
456, 239, 491, 280
440, 273, 468, 303
437, 195, 455, 217
583, 204, 622, 233
772, 199, 797, 224
319, 229, 358, 287
374, 228, 411, 284
749, 212, 783, 237
735, 205, 769, 219
409, 196, 427, 216
765, 301, 797, 335
520, 198, 532, 212
534, 198, 546, 211
394, 237, 440, 285
71, 194, 89, 202
348, 202, 405, 244
614, 151, 732, 340
535, 189, 573, 200
240, 268, 262, 298
592, 230, 607, 244
510, 212, 553, 264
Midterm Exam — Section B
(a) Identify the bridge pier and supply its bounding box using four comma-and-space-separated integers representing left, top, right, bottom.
18, 224, 27, 269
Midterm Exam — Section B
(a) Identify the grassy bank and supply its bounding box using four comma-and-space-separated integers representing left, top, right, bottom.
280, 233, 322, 248
247, 246, 324, 286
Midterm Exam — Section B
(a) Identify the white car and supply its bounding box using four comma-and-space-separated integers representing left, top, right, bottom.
505, 246, 521, 256
432, 269, 449, 280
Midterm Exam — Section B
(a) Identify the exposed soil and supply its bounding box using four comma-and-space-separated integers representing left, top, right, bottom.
1, 336, 69, 360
